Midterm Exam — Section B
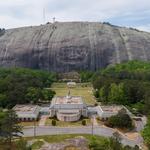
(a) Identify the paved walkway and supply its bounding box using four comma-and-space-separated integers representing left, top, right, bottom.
23, 126, 143, 148
39, 116, 48, 126
91, 116, 98, 126
134, 116, 147, 132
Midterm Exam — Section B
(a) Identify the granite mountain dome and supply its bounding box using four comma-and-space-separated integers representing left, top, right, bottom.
0, 22, 150, 72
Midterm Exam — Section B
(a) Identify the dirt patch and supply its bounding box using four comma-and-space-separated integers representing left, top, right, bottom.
124, 132, 140, 140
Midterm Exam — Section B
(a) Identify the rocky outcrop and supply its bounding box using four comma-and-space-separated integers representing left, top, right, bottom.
39, 136, 88, 150
0, 22, 150, 72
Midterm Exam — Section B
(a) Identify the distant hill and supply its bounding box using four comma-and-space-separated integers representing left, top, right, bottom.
0, 22, 150, 72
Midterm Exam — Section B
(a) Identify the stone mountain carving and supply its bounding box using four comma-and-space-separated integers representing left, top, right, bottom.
57, 46, 89, 64
0, 22, 150, 72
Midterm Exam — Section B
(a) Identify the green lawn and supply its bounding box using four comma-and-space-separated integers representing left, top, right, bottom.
26, 134, 108, 144
18, 121, 39, 127
31, 140, 44, 150
45, 118, 91, 127
51, 82, 96, 105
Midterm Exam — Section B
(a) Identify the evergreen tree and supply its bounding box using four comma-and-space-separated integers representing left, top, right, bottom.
1, 110, 23, 148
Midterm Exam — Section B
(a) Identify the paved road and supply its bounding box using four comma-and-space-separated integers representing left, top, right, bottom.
23, 126, 143, 147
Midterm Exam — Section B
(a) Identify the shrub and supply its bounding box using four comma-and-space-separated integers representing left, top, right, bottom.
106, 112, 133, 129
16, 138, 31, 150
94, 103, 98, 106
82, 119, 86, 126
51, 119, 56, 126
94, 90, 99, 98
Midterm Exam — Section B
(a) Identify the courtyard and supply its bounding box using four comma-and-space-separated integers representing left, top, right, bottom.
50, 82, 96, 105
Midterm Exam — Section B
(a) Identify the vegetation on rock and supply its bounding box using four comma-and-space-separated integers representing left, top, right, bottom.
89, 136, 139, 150
0, 28, 5, 36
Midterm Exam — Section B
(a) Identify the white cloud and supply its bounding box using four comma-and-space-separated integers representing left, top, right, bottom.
0, 0, 150, 32
136, 24, 150, 32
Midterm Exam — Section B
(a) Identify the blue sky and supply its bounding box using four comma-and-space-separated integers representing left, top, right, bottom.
0, 0, 150, 32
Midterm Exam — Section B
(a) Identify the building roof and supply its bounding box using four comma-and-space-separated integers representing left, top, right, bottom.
13, 104, 40, 118
100, 105, 123, 113
13, 105, 38, 113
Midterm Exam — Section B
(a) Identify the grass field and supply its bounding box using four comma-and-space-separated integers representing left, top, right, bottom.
26, 134, 108, 144
50, 82, 96, 105
18, 121, 39, 127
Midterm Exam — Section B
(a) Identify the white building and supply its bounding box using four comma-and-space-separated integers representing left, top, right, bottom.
97, 105, 126, 120
13, 104, 40, 121
50, 95, 87, 122
67, 82, 76, 88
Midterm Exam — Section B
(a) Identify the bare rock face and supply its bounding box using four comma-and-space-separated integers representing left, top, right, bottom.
40, 136, 88, 150
0, 22, 150, 72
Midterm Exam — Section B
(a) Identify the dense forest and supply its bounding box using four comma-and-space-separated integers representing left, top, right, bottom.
79, 60, 150, 148
0, 68, 57, 108
89, 60, 150, 148
92, 61, 150, 115
76, 61, 150, 116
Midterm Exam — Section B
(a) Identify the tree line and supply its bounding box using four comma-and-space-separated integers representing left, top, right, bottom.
78, 61, 150, 148
92, 61, 150, 115
0, 68, 57, 108
91, 60, 150, 148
